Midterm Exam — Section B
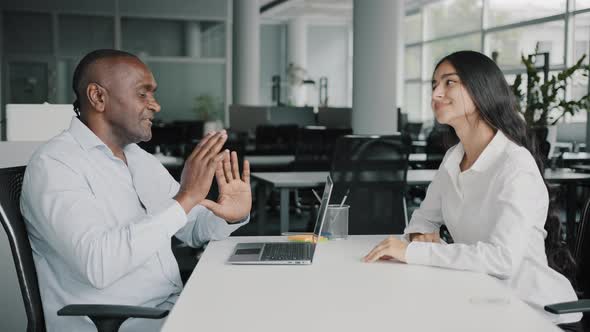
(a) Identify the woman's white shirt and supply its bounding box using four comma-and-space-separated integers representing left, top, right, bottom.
404, 130, 580, 324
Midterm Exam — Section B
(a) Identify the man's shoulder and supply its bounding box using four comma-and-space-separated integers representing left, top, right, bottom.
28, 131, 83, 168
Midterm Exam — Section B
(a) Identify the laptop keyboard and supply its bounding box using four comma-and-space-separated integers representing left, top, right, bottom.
261, 243, 312, 261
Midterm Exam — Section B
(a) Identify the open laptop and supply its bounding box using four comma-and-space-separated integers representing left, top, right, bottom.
228, 175, 333, 265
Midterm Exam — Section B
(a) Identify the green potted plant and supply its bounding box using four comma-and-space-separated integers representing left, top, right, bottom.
193, 94, 224, 134
511, 52, 590, 158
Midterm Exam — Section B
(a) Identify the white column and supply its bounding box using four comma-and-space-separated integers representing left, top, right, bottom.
352, 0, 404, 135
287, 17, 307, 106
232, 0, 260, 105
185, 21, 201, 57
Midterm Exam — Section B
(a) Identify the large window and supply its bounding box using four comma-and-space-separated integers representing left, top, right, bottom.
404, 0, 590, 124
404, 46, 421, 79
423, 0, 482, 40
485, 0, 566, 28
424, 33, 481, 76
405, 13, 422, 44
485, 21, 565, 68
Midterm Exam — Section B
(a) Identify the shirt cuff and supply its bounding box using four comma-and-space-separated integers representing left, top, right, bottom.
162, 200, 188, 237
222, 214, 250, 231
405, 241, 432, 266
226, 214, 250, 225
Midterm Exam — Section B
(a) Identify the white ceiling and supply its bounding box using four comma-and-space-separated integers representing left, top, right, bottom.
258, 0, 439, 23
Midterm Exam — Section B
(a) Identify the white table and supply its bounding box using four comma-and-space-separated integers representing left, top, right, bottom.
162, 235, 560, 332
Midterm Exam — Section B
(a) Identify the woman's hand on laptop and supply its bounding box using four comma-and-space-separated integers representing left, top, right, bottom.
201, 150, 252, 223
362, 236, 408, 263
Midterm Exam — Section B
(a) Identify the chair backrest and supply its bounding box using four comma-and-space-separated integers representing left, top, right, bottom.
292, 127, 327, 171
255, 124, 298, 155
292, 127, 354, 171
173, 120, 204, 145
330, 134, 410, 235
0, 166, 46, 332
402, 122, 422, 141
574, 197, 590, 299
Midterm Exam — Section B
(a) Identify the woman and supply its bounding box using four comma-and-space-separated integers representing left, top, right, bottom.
363, 51, 582, 330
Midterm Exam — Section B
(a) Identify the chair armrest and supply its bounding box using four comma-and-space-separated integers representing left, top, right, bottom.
57, 304, 169, 320
545, 299, 590, 314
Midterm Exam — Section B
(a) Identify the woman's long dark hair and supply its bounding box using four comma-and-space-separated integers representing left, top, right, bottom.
435, 51, 577, 285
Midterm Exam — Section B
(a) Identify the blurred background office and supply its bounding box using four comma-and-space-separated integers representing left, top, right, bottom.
3, 0, 590, 330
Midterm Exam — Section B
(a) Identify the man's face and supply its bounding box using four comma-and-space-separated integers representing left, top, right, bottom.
103, 58, 161, 144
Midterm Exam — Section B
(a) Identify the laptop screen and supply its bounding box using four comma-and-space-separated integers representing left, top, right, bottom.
312, 175, 333, 246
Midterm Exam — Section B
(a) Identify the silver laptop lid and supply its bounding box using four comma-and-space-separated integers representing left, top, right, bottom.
310, 175, 333, 257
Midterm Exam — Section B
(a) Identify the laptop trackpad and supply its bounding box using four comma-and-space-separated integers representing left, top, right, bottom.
228, 243, 264, 262
235, 248, 261, 255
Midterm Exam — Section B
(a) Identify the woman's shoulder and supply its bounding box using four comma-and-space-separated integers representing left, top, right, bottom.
498, 140, 541, 177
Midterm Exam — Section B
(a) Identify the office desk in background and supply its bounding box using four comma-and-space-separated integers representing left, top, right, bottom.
245, 153, 443, 170
558, 152, 590, 167
161, 235, 560, 332
245, 155, 295, 168
252, 169, 590, 235
252, 170, 434, 234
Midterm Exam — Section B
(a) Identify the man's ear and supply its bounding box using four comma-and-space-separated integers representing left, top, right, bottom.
86, 83, 107, 112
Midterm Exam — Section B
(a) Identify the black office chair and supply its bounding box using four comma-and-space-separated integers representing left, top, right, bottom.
545, 197, 590, 329
289, 127, 354, 222
255, 124, 298, 155
291, 127, 353, 172
402, 122, 422, 141
292, 127, 329, 171
423, 123, 457, 169
0, 166, 168, 332
330, 134, 411, 235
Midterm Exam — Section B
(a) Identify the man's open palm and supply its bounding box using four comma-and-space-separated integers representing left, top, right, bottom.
201, 151, 251, 223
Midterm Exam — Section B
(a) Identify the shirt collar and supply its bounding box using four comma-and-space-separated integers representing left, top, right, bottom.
68, 117, 107, 152
443, 130, 510, 174
69, 117, 142, 160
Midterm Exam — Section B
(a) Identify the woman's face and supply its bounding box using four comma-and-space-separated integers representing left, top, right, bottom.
431, 61, 478, 127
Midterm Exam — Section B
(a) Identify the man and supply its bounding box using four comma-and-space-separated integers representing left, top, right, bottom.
20, 49, 251, 331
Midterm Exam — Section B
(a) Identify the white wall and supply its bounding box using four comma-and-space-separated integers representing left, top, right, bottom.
259, 22, 351, 107
307, 25, 349, 107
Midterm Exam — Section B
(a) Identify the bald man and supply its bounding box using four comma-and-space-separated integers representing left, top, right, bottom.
20, 49, 251, 332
